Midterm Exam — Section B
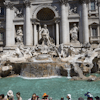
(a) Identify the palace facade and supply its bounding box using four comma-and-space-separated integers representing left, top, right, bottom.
0, 0, 100, 47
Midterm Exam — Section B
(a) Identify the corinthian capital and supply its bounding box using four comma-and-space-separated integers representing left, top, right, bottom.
80, 0, 89, 4
60, 0, 68, 5
4, 2, 13, 9
24, 0, 31, 7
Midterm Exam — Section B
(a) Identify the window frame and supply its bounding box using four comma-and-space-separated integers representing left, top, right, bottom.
91, 1, 96, 11
0, 32, 4, 42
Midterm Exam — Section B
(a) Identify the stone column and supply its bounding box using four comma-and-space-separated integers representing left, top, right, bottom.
33, 23, 37, 45
24, 1, 33, 46
79, 4, 83, 43
39, 25, 42, 40
60, 0, 69, 44
55, 21, 59, 45
4, 2, 14, 46
52, 25, 55, 40
98, 1, 100, 39
82, 0, 89, 43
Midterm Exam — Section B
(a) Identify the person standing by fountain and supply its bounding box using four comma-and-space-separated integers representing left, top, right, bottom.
4, 90, 14, 100
67, 94, 71, 100
28, 93, 39, 100
84, 92, 93, 100
41, 93, 48, 100
0, 94, 6, 100
61, 97, 64, 100
16, 92, 22, 100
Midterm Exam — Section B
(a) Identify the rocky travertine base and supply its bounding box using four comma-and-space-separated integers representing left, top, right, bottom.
0, 61, 100, 81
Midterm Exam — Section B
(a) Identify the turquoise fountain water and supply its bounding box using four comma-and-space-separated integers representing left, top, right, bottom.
0, 76, 100, 100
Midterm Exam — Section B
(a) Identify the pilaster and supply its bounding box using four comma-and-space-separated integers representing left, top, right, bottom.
24, 0, 33, 46
4, 1, 15, 46
60, 0, 69, 44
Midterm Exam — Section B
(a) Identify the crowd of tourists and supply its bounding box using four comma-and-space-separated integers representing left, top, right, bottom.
0, 90, 100, 100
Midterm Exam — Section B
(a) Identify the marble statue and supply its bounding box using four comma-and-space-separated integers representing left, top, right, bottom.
39, 24, 51, 46
15, 27, 23, 44
69, 4, 77, 15
15, 8, 23, 18
70, 23, 79, 43
2, 64, 12, 72
58, 44, 68, 58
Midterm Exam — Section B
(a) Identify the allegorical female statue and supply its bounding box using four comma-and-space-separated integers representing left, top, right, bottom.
15, 26, 23, 44
70, 23, 79, 42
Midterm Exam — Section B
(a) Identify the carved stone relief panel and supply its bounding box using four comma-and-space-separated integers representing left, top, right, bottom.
14, 6, 23, 18
68, 2, 78, 15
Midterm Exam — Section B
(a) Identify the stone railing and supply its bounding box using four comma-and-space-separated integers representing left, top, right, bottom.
90, 36, 100, 43
88, 9, 98, 17
0, 22, 4, 29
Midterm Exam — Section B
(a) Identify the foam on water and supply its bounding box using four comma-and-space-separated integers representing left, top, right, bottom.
18, 75, 62, 80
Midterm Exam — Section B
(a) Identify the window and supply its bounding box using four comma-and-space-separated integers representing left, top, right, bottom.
92, 28, 98, 38
91, 1, 95, 10
0, 7, 4, 15
0, 32, 3, 41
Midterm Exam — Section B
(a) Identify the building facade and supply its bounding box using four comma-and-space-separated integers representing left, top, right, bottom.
0, 0, 100, 47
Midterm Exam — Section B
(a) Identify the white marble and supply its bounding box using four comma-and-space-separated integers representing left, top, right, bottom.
61, 3, 69, 44
98, 3, 100, 37
56, 22, 59, 45
1, 0, 100, 47
34, 24, 38, 45
25, 3, 33, 46
82, 1, 89, 43
5, 5, 14, 46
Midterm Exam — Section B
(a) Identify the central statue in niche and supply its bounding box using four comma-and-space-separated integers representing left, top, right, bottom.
39, 24, 54, 46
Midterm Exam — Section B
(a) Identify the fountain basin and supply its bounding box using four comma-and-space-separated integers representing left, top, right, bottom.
36, 54, 51, 60
1, 77, 100, 100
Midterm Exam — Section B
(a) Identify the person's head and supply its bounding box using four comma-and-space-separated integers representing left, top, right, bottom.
78, 97, 84, 100
44, 24, 47, 29
67, 94, 71, 99
42, 93, 48, 99
95, 96, 100, 100
32, 93, 37, 100
61, 97, 64, 100
0, 94, 4, 99
7, 90, 14, 99
84, 92, 93, 98
73, 23, 76, 27
16, 92, 20, 98
49, 97, 52, 100
19, 27, 21, 29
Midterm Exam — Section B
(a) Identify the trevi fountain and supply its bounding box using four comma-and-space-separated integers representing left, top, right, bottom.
0, 24, 100, 81
1, 0, 100, 99
1, 24, 100, 100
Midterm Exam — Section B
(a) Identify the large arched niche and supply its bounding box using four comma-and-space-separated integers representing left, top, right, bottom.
33, 4, 59, 19
37, 8, 55, 21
